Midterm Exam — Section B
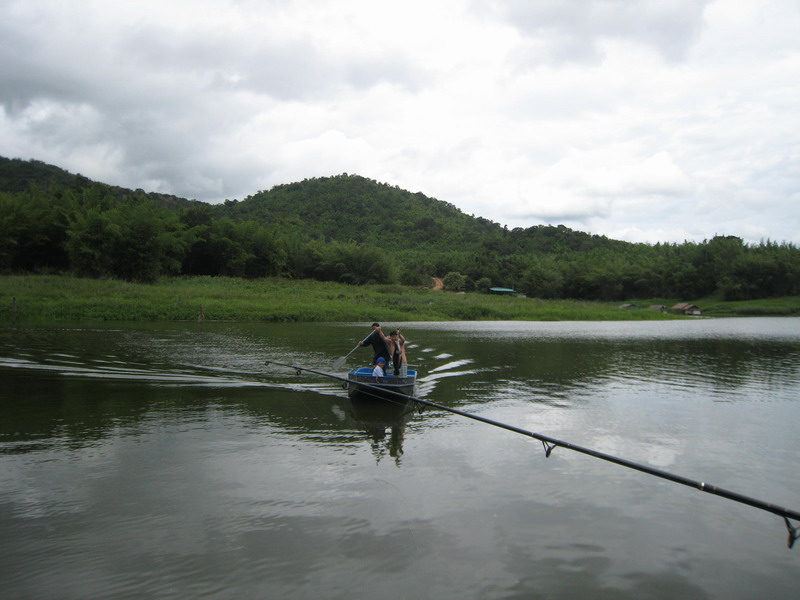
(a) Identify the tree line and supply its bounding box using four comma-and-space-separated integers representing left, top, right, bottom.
0, 185, 399, 285
1, 161, 799, 301
430, 236, 800, 301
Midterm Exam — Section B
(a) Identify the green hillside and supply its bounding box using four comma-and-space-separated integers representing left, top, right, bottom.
0, 156, 203, 211
0, 157, 621, 257
225, 175, 478, 248
221, 173, 624, 257
0, 157, 79, 192
1, 155, 799, 302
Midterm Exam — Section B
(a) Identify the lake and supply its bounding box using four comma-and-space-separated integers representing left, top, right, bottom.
1, 318, 799, 599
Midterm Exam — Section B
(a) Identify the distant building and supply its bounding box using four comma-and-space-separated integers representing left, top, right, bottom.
489, 287, 516, 295
672, 303, 702, 315
649, 304, 667, 312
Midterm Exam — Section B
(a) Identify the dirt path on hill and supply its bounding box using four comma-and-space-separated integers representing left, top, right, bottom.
431, 277, 443, 290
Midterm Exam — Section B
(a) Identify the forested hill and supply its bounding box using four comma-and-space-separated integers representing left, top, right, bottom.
0, 156, 203, 211
221, 173, 623, 255
0, 156, 78, 192
0, 155, 623, 256
2, 155, 799, 302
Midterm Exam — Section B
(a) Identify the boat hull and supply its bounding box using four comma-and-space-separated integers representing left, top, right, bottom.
347, 367, 416, 399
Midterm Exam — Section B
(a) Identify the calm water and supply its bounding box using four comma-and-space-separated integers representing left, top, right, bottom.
1, 318, 798, 599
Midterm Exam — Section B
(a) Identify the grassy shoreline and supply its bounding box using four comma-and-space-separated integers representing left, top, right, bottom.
2, 275, 799, 323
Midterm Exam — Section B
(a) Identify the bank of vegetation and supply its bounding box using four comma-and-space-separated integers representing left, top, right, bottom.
2, 157, 799, 312
4, 275, 797, 323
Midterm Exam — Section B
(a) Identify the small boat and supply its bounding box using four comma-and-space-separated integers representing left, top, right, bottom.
347, 367, 417, 400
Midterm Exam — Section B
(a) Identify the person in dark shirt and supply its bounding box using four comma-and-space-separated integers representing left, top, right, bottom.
359, 322, 390, 366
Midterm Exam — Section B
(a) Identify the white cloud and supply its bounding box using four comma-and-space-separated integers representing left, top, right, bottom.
1, 0, 799, 244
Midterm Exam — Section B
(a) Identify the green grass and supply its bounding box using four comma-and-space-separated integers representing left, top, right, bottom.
694, 295, 800, 317
1, 275, 797, 323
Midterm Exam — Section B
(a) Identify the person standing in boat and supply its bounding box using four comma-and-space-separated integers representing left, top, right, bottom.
388, 329, 408, 377
359, 322, 390, 366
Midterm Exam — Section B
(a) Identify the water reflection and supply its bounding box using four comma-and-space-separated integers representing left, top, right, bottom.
2, 320, 799, 599
347, 396, 416, 464
3, 320, 800, 452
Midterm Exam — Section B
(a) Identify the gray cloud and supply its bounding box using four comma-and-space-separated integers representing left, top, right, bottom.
497, 0, 710, 64
1, 0, 798, 244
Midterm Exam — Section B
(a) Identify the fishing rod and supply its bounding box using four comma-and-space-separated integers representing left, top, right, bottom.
265, 359, 800, 549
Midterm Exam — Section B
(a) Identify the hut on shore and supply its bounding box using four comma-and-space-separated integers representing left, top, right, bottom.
672, 303, 702, 315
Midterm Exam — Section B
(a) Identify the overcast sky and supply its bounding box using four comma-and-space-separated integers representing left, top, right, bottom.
2, 0, 798, 245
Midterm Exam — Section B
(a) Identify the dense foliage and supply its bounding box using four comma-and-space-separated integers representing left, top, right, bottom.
2, 157, 799, 300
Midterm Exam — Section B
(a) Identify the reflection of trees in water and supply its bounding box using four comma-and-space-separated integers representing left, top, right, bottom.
606, 339, 800, 397
0, 370, 163, 451
490, 337, 800, 399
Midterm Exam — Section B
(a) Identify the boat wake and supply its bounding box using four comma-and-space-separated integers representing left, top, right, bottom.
0, 355, 346, 397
